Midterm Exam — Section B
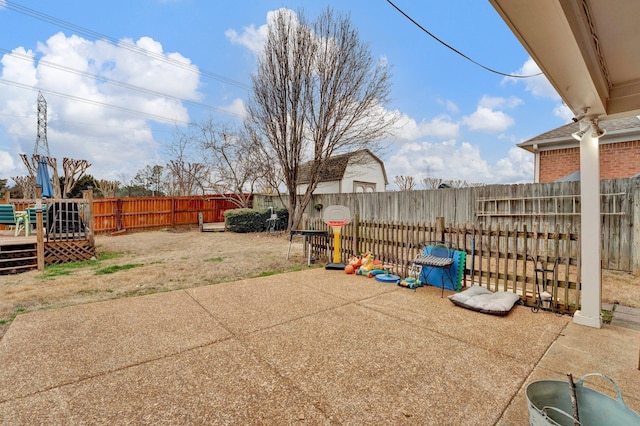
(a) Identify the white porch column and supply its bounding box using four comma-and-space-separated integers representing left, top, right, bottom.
573, 120, 602, 328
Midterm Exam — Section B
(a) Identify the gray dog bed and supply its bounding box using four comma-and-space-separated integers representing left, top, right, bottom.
448, 285, 520, 316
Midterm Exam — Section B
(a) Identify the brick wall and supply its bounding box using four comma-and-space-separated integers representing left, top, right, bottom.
539, 140, 640, 182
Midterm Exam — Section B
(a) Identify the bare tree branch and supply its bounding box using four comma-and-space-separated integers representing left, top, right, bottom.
62, 158, 91, 197
93, 179, 120, 198
11, 175, 35, 199
46, 157, 62, 198
247, 8, 396, 229
395, 175, 416, 191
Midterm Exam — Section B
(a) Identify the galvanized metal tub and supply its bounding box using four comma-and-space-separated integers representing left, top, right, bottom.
526, 373, 640, 426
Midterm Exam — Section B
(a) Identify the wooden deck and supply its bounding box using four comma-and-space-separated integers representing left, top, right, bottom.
200, 222, 226, 232
0, 232, 38, 274
0, 234, 37, 246
0, 229, 95, 273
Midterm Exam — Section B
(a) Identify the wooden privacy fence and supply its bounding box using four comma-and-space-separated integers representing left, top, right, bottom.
306, 216, 580, 314
92, 195, 244, 234
254, 177, 640, 274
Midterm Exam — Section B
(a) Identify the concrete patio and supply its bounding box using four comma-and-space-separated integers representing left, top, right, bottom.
1, 268, 638, 424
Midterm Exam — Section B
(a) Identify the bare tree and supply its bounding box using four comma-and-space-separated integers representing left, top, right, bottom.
11, 175, 35, 199
166, 160, 208, 196
93, 179, 120, 198
189, 120, 264, 208
422, 177, 445, 189
132, 165, 165, 196
46, 157, 62, 198
395, 175, 416, 191
422, 177, 485, 189
18, 154, 38, 198
165, 126, 209, 196
247, 8, 396, 229
19, 153, 62, 197
62, 158, 91, 197
165, 127, 190, 196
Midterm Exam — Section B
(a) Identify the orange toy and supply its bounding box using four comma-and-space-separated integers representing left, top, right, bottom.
344, 264, 355, 274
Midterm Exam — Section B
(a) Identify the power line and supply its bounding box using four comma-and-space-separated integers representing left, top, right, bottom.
0, 47, 243, 119
386, 0, 543, 79
3, 1, 252, 90
0, 112, 178, 135
0, 78, 192, 125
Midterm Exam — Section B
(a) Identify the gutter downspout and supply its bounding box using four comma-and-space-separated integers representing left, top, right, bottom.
532, 143, 540, 183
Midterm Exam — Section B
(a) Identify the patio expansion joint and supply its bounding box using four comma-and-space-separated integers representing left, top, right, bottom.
494, 320, 573, 422
357, 300, 570, 366
297, 280, 403, 304
0, 333, 237, 405
182, 287, 342, 422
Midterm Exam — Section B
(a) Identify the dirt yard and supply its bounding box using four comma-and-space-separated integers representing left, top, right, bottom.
0, 229, 312, 340
1, 229, 638, 340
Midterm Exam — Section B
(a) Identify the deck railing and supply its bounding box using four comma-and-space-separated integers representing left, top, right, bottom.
2, 189, 95, 269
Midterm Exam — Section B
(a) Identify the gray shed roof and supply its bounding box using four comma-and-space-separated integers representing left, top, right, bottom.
297, 149, 388, 185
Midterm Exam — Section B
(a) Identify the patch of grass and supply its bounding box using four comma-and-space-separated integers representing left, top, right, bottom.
602, 304, 616, 324
0, 305, 28, 326
254, 270, 278, 278
39, 261, 93, 279
39, 267, 73, 279
96, 251, 122, 261
95, 263, 143, 275
205, 256, 224, 263
38, 251, 127, 279
250, 265, 308, 278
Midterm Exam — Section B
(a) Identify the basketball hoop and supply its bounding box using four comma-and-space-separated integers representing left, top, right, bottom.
327, 220, 348, 228
322, 205, 351, 270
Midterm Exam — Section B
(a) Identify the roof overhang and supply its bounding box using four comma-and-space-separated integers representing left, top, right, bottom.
489, 0, 640, 119
517, 123, 640, 153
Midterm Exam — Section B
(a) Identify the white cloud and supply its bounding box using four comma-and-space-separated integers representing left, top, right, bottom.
437, 98, 459, 114
225, 8, 298, 56
503, 57, 559, 99
463, 107, 514, 133
0, 33, 201, 179
0, 151, 15, 176
391, 113, 459, 141
387, 139, 533, 187
219, 98, 247, 119
494, 147, 535, 182
554, 103, 574, 122
459, 95, 521, 133
224, 24, 268, 56
479, 95, 522, 109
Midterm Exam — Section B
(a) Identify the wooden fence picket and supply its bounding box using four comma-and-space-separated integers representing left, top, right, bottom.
307, 216, 579, 314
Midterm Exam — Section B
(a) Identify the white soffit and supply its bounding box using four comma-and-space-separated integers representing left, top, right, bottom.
489, 0, 640, 119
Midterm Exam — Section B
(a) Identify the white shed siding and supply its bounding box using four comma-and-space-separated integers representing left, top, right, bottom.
341, 160, 385, 192
295, 150, 387, 195
297, 181, 341, 195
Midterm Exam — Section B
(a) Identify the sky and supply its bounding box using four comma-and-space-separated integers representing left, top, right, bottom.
0, 0, 574, 189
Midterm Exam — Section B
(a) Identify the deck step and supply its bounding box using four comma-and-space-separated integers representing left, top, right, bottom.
0, 248, 37, 255
0, 263, 37, 273
0, 256, 37, 263
0, 240, 38, 274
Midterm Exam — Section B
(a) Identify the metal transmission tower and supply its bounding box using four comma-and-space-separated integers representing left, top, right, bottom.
34, 91, 51, 158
